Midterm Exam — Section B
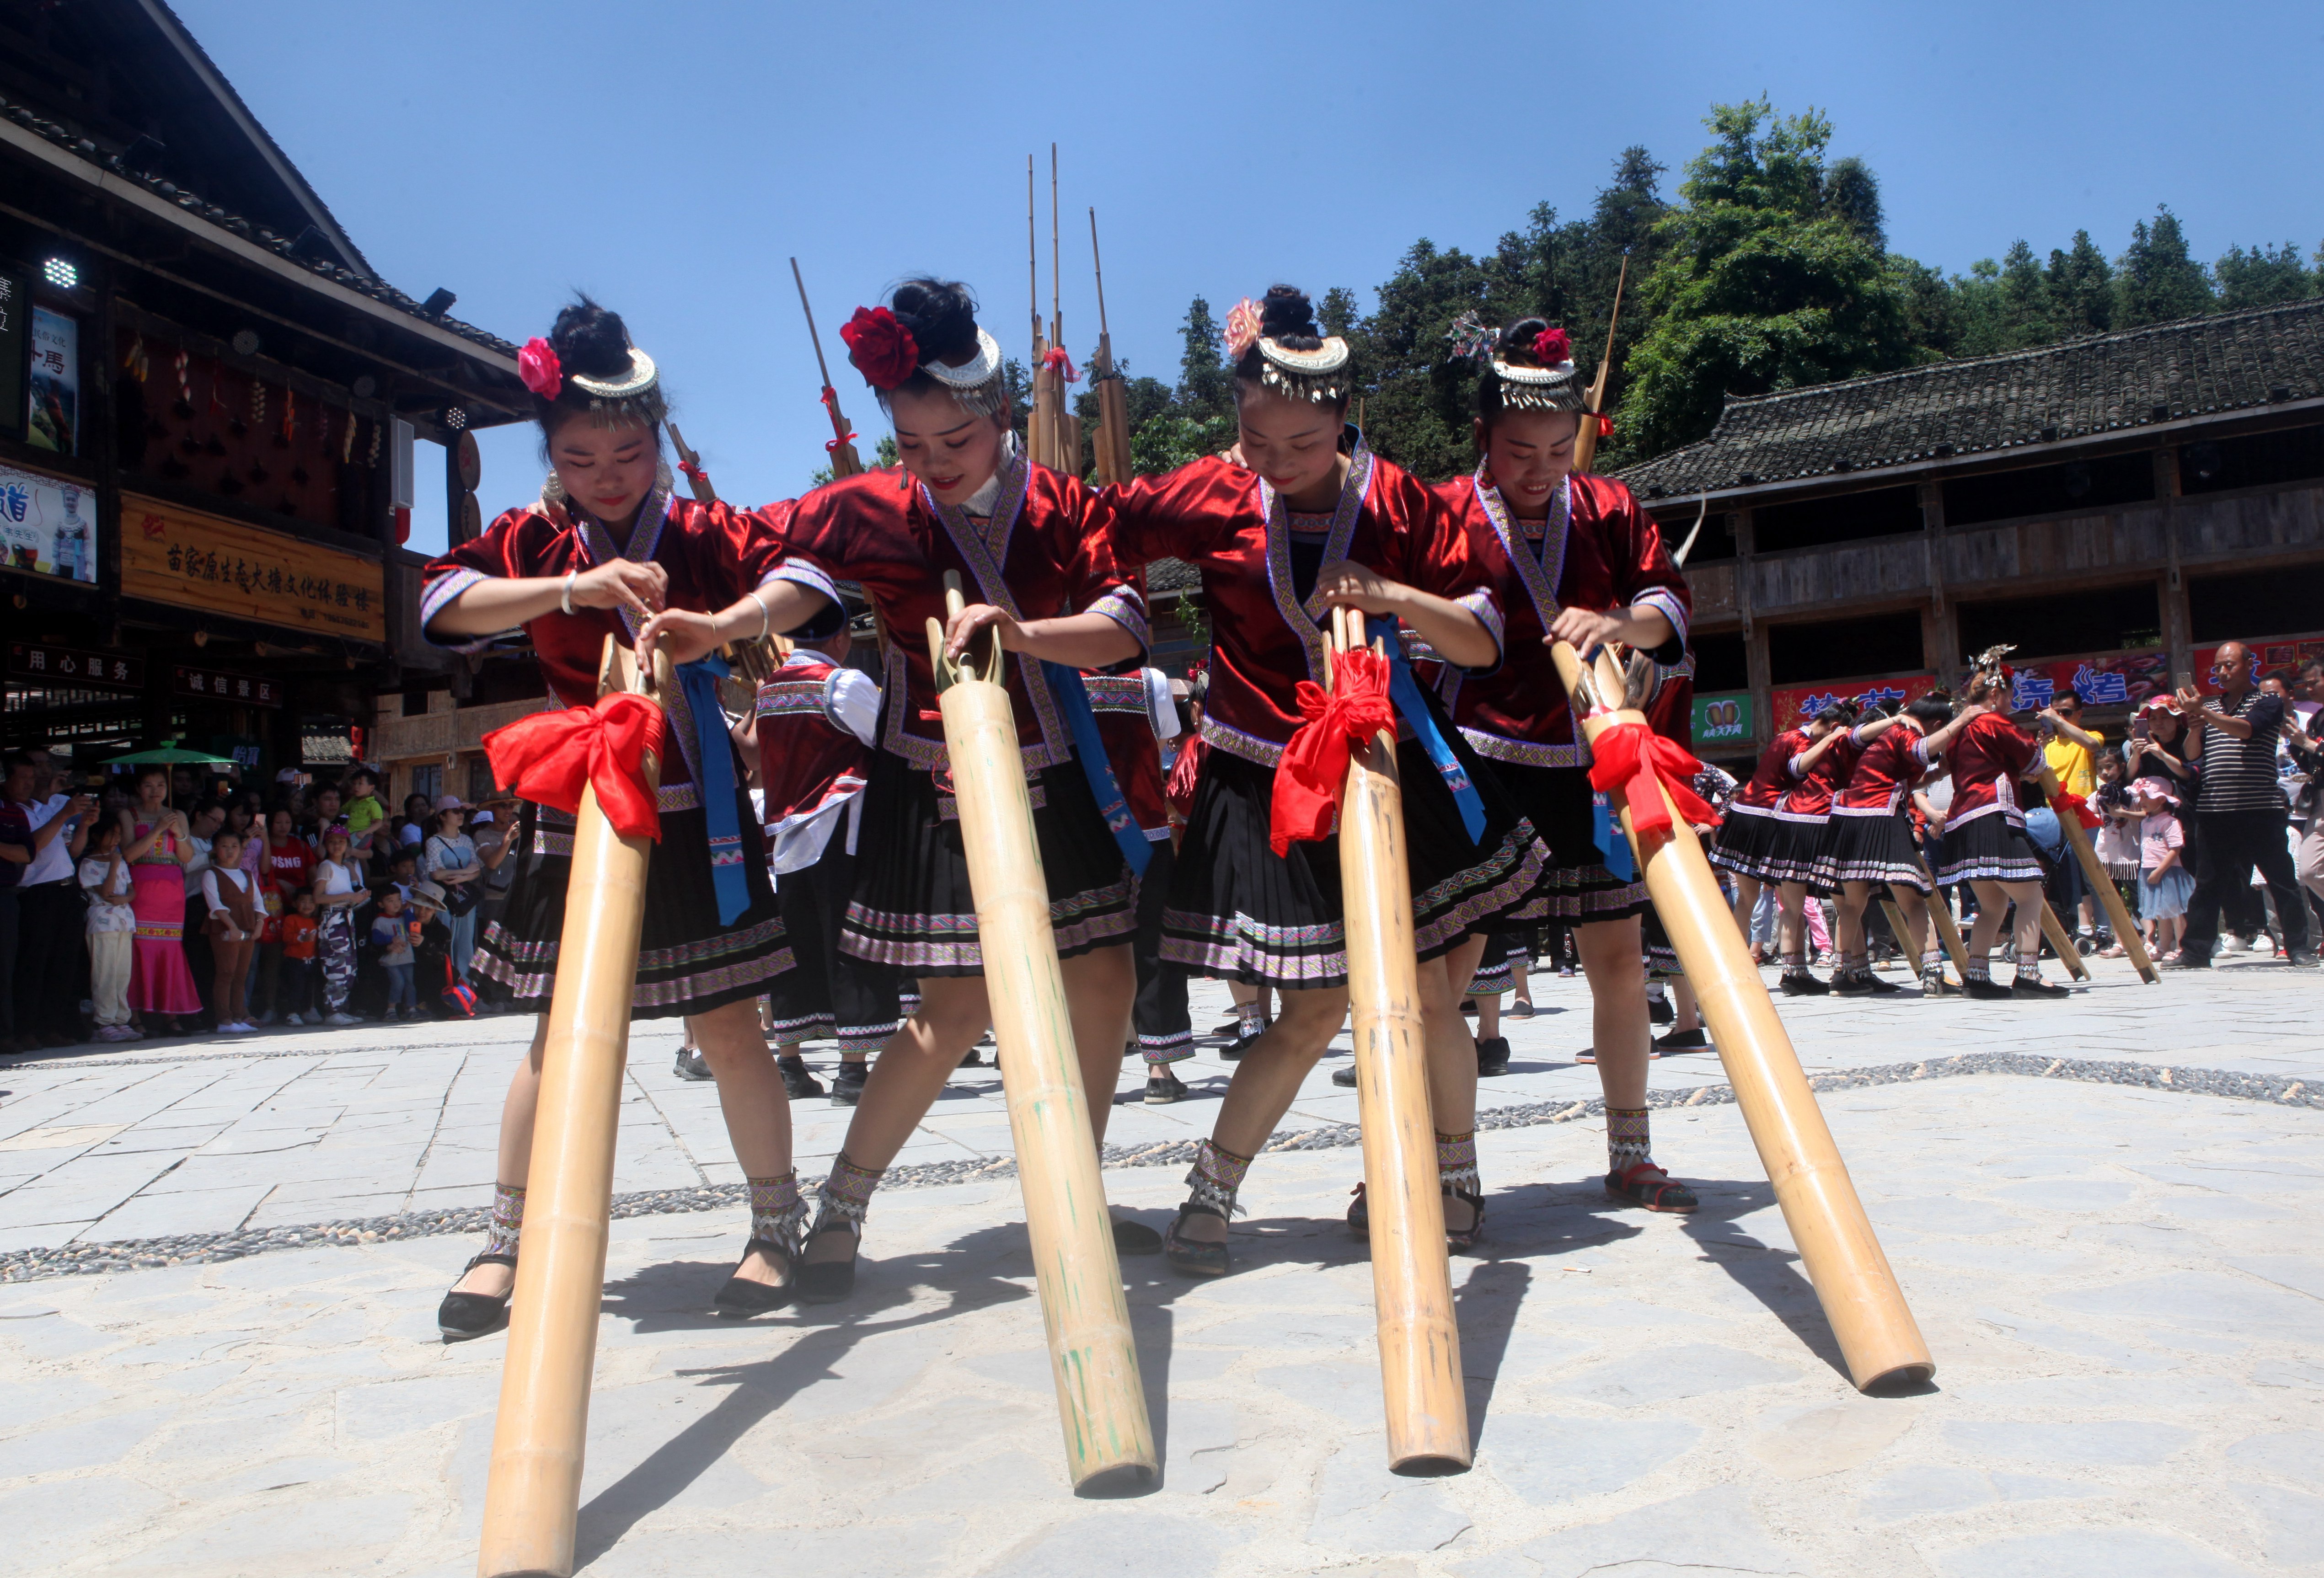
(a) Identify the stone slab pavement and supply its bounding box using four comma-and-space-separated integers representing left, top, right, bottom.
2, 953, 2319, 1259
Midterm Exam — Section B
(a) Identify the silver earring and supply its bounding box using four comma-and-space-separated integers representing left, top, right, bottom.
541, 472, 566, 506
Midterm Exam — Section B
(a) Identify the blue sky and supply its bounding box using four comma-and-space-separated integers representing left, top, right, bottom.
173, 0, 2324, 553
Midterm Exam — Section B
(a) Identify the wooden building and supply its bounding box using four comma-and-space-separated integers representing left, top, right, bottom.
1619, 298, 2324, 767
0, 0, 525, 786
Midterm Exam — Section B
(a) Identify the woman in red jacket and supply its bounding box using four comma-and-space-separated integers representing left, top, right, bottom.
1934, 666, 2071, 999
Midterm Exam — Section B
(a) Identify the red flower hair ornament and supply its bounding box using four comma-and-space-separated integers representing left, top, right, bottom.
518, 337, 563, 401
841, 306, 921, 390
1532, 326, 1573, 365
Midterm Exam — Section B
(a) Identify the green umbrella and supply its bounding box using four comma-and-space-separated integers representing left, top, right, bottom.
101, 741, 239, 809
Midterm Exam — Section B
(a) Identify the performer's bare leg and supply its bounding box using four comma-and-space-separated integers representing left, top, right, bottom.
453, 997, 796, 1296
1577, 914, 1693, 1209
1728, 872, 1765, 936
1966, 878, 2052, 993
1170, 983, 1346, 1249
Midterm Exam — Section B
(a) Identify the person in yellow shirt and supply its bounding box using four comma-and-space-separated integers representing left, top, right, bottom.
2039, 691, 2107, 936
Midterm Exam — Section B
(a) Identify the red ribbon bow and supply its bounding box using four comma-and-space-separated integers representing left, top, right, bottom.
1585, 721, 1716, 838
1269, 648, 1396, 856
2050, 787, 2102, 830
677, 458, 709, 486
819, 386, 858, 453
1041, 345, 1082, 384
1595, 413, 1614, 438
482, 693, 666, 843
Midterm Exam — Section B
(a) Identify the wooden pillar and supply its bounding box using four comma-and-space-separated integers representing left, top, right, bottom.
2156, 448, 2192, 682
1918, 480, 1955, 681
1736, 508, 1770, 748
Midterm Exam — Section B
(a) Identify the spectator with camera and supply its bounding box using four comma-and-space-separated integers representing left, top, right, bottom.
2169, 642, 2315, 969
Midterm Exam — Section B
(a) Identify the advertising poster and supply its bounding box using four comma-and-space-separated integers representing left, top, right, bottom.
1691, 691, 1754, 749
0, 459, 97, 584
0, 270, 26, 441
26, 305, 77, 455
1770, 674, 1941, 732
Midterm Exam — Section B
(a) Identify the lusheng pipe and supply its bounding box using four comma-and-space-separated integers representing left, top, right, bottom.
478, 636, 669, 1578
1553, 638, 1934, 1392
1328, 605, 1472, 1474
2037, 763, 2158, 983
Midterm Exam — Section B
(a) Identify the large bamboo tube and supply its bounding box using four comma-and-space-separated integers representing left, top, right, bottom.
1330, 608, 1470, 1474
2038, 899, 2092, 980
2037, 764, 2158, 983
480, 638, 665, 1578
926, 585, 1155, 1492
1876, 897, 1917, 970
1558, 642, 1933, 1391
1909, 850, 1972, 983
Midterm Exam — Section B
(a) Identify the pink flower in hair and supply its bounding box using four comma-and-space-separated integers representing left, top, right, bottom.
1223, 298, 1265, 362
518, 337, 562, 400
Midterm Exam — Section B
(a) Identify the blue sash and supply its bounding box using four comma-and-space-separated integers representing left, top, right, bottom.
1041, 661, 1153, 877
1591, 790, 1636, 881
1365, 615, 1486, 845
677, 655, 753, 925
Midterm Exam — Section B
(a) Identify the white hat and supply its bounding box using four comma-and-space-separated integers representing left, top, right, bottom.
397, 823, 423, 845
433, 794, 466, 813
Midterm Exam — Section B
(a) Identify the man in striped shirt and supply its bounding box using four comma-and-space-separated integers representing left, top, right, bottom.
2169, 641, 2317, 969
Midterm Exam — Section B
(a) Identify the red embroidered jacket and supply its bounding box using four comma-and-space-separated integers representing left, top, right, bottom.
1103, 448, 1499, 766
1085, 669, 1175, 838
1779, 731, 1865, 822
778, 460, 1145, 774
755, 652, 875, 826
1433, 468, 1690, 770
1945, 711, 2040, 829
421, 485, 804, 791
1834, 725, 1932, 815
1729, 728, 1811, 815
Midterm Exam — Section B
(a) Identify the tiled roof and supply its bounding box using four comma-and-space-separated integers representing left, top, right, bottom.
1619, 297, 2324, 499
0, 93, 518, 360
1147, 557, 1201, 596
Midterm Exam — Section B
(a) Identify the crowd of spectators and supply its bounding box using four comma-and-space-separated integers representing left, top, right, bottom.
0, 749, 513, 1052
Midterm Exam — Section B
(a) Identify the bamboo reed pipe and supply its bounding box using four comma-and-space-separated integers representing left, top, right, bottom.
1877, 897, 1917, 973
1551, 639, 1933, 1392
926, 582, 1155, 1492
1909, 850, 1973, 983
2038, 899, 2092, 980
2038, 764, 2158, 983
478, 637, 663, 1578
1329, 607, 1471, 1474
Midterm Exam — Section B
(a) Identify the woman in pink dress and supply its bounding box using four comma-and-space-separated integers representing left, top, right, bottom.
120, 765, 203, 1033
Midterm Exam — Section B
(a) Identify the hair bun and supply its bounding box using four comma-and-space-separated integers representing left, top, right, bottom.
1498, 317, 1551, 367
548, 295, 633, 380
1258, 284, 1321, 350
889, 278, 979, 364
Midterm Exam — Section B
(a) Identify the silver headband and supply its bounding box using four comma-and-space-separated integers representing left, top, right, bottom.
878, 326, 1007, 419
1257, 335, 1352, 404
1489, 355, 1585, 413
568, 348, 666, 426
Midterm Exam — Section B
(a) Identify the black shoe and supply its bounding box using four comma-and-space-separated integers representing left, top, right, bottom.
1655, 1026, 1710, 1052
713, 1237, 799, 1317
1222, 1029, 1264, 1062
1649, 995, 1675, 1024
2159, 954, 2211, 970
777, 1056, 825, 1099
1476, 1035, 1510, 1076
797, 1225, 860, 1304
673, 1048, 714, 1082
2011, 974, 2072, 999
437, 1252, 516, 1342
1331, 1063, 1357, 1087
1346, 1182, 1370, 1238
1831, 968, 1877, 998
1164, 1204, 1229, 1278
1506, 998, 1535, 1019
958, 1047, 986, 1066
1779, 970, 1830, 996
1863, 971, 1902, 993
830, 1061, 868, 1106
1964, 977, 2015, 1000
1113, 1215, 1163, 1256
1459, 997, 1478, 1016
1143, 1065, 1188, 1104
2289, 951, 2322, 970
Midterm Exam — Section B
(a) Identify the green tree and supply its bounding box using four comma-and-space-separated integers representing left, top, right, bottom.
2045, 230, 2114, 336
1952, 240, 2057, 355
1620, 99, 1926, 459
2214, 241, 2319, 310
1176, 296, 1234, 423
2115, 206, 2215, 326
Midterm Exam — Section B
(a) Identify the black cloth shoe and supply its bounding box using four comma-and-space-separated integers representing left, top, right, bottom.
958, 1047, 985, 1066
1164, 1204, 1229, 1278
673, 1048, 714, 1082
1779, 970, 1831, 996
713, 1237, 798, 1317
830, 1061, 868, 1107
1222, 1029, 1264, 1062
1964, 977, 2015, 1000
2288, 951, 2322, 970
1476, 1036, 1511, 1076
1655, 1026, 1710, 1052
1112, 1215, 1163, 1255
438, 1252, 516, 1343
1331, 1062, 1357, 1087
777, 1056, 825, 1099
2159, 954, 2212, 970
1831, 968, 1876, 997
2011, 974, 2072, 999
1459, 997, 1478, 1016
797, 1225, 860, 1304
1143, 1065, 1188, 1104
1649, 994, 1675, 1024
1506, 998, 1535, 1019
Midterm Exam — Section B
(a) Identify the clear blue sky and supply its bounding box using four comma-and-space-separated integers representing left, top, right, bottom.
173, 0, 2324, 554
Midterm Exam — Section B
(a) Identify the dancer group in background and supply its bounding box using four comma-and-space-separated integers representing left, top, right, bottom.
746, 604, 900, 1107
1710, 699, 1874, 995
1818, 695, 1981, 996
1102, 288, 1545, 1271
1932, 651, 2070, 1000
1427, 314, 1697, 1211
421, 299, 814, 1332
768, 278, 1152, 1300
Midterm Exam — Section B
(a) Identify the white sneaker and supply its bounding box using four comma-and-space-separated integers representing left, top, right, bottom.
326, 1012, 362, 1026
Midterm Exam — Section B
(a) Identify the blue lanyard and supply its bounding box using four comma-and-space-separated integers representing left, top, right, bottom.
1041, 661, 1152, 876
675, 655, 753, 925
1365, 615, 1485, 845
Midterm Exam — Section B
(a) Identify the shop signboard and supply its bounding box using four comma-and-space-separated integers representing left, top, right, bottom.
0, 459, 96, 584
7, 642, 141, 690
26, 305, 76, 455
171, 665, 284, 708
120, 493, 385, 641
1769, 674, 1940, 732
1691, 691, 1753, 747
0, 267, 25, 441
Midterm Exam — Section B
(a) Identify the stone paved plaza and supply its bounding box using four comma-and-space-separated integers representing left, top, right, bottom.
1, 957, 2320, 1575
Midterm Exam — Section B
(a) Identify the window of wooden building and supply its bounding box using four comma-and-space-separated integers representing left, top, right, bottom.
2190, 564, 2324, 644
1750, 485, 1922, 554
2179, 423, 2324, 496
1769, 612, 1923, 685
1940, 453, 2155, 528
1958, 585, 2163, 663
1692, 631, 1748, 694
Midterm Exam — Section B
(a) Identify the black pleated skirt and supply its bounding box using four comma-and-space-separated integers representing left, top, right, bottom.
1820, 809, 1934, 893
1486, 759, 1650, 926
767, 841, 904, 1051
473, 780, 792, 1021
838, 747, 1137, 977
1710, 805, 1828, 890
1936, 812, 2047, 885
1162, 730, 1546, 990
1641, 907, 1682, 979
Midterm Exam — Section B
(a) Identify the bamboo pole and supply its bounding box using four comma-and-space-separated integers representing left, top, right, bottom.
2039, 899, 2091, 980
1328, 607, 1470, 1474
926, 576, 1156, 1492
1555, 640, 1933, 1392
1909, 850, 1972, 983
2038, 764, 2158, 983
789, 257, 863, 479
1569, 251, 1628, 476
1088, 207, 1133, 487
1877, 897, 1917, 971
479, 637, 667, 1578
